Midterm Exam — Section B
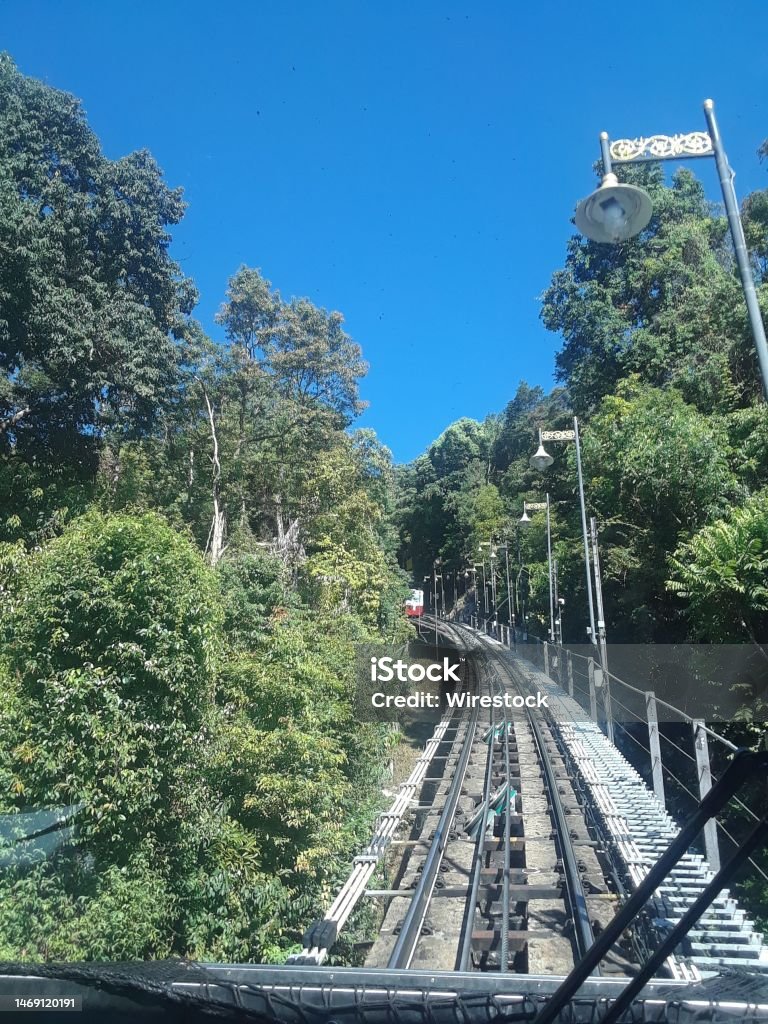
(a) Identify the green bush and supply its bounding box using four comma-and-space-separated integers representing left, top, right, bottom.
0, 512, 226, 959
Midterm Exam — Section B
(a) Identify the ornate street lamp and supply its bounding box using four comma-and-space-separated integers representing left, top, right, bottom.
576, 100, 768, 397
530, 421, 597, 646
518, 498, 555, 643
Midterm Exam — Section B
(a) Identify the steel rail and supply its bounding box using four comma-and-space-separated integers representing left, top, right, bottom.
456, 676, 497, 971
526, 701, 598, 967
500, 696, 512, 973
481, 639, 598, 970
453, 627, 599, 974
387, 701, 482, 969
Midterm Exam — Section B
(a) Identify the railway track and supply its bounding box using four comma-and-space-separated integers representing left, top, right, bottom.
292, 618, 767, 987
365, 621, 632, 975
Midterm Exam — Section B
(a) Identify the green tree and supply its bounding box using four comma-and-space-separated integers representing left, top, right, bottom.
668, 489, 768, 648
0, 55, 194, 468
581, 382, 739, 640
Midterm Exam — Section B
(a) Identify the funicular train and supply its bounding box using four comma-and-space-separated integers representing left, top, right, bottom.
405, 588, 424, 618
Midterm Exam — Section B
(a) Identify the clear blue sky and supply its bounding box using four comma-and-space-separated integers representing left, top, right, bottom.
2, 1, 767, 462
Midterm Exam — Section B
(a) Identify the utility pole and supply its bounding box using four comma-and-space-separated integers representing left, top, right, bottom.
590, 517, 613, 742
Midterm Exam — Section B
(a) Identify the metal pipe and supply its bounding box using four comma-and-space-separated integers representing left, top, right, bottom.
590, 517, 612, 740
573, 417, 597, 644
590, 518, 608, 665
501, 714, 512, 972
599, 130, 613, 177
703, 99, 768, 398
388, 706, 481, 969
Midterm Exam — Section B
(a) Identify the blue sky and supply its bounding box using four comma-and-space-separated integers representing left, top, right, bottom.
2, 1, 767, 462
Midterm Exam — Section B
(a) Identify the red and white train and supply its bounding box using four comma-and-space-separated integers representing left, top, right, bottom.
405, 588, 424, 618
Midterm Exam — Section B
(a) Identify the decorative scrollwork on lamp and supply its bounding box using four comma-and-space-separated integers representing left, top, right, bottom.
610, 132, 713, 162
541, 430, 576, 442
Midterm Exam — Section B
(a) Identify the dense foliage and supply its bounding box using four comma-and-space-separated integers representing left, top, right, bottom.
0, 57, 407, 963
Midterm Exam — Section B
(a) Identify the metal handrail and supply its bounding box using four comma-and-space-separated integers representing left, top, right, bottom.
532, 642, 742, 757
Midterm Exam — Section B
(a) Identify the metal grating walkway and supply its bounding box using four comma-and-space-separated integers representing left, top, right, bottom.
509, 648, 768, 979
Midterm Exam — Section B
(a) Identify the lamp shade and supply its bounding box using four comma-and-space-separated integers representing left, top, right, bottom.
519, 510, 532, 526
530, 444, 554, 471
575, 173, 653, 244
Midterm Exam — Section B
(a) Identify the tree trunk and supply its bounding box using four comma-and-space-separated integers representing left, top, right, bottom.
0, 406, 30, 434
187, 448, 195, 515
200, 386, 227, 566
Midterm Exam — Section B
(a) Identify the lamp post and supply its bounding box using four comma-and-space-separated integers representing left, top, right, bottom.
421, 577, 434, 638
433, 558, 445, 619
530, 422, 598, 648
466, 567, 477, 623
516, 565, 530, 639
519, 497, 556, 644
552, 559, 563, 645
575, 100, 768, 398
490, 548, 497, 624
494, 540, 516, 646
479, 542, 499, 636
